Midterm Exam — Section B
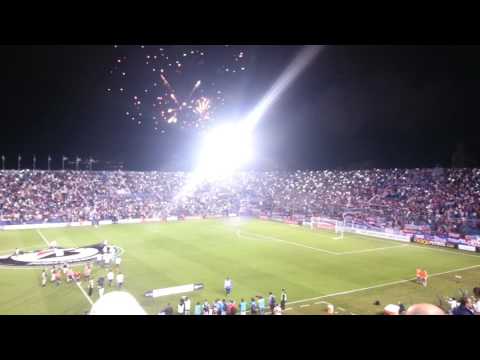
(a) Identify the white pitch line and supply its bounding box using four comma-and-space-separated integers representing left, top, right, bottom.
35, 229, 94, 307
35, 229, 50, 247
338, 244, 408, 255
237, 231, 339, 255
286, 263, 480, 306
75, 281, 94, 305
239, 230, 412, 256
299, 304, 310, 308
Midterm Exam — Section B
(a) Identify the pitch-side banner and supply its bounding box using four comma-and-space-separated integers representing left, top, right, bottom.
144, 283, 204, 298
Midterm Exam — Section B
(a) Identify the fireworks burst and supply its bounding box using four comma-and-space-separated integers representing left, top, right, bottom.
106, 45, 249, 132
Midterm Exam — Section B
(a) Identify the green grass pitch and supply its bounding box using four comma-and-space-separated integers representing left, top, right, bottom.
1, 218, 479, 315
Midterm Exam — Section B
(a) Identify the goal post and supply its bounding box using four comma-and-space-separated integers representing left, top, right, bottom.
333, 220, 344, 240
310, 217, 344, 239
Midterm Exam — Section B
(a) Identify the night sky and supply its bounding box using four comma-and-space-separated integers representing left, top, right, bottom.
1, 45, 479, 171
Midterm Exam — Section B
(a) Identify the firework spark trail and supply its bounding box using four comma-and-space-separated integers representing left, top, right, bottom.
107, 45, 249, 131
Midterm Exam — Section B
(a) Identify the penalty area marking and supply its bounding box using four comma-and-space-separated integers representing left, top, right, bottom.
237, 231, 339, 255
237, 230, 411, 256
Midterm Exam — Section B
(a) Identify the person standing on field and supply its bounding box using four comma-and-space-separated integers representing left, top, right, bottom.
240, 299, 247, 315
84, 263, 92, 281
258, 295, 266, 315
115, 256, 122, 269
41, 270, 47, 287
107, 269, 114, 287
177, 298, 185, 315
116, 272, 124, 289
184, 296, 191, 315
224, 277, 232, 297
268, 292, 276, 314
194, 302, 202, 315
88, 279, 94, 297
280, 288, 287, 310
55, 270, 62, 287
250, 298, 258, 315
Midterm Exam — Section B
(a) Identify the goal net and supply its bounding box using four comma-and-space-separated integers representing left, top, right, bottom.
310, 217, 344, 239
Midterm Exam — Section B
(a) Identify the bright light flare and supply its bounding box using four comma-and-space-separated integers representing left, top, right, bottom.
196, 122, 253, 180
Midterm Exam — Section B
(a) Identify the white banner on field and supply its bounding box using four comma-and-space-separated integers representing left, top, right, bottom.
144, 283, 204, 298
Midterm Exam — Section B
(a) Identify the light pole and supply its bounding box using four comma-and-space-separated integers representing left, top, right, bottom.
62, 156, 68, 171
1, 155, 5, 170
48, 155, 51, 171
75, 157, 81, 171
33, 154, 36, 170
17, 154, 21, 170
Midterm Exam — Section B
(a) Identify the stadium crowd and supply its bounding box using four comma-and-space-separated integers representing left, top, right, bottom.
0, 168, 479, 237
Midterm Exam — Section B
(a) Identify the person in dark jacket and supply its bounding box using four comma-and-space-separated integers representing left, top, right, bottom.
452, 297, 475, 315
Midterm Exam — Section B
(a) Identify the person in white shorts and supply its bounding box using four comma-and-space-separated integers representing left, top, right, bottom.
41, 270, 47, 287
103, 253, 111, 267
116, 272, 124, 289
177, 299, 185, 315
184, 297, 191, 315
115, 256, 122, 268
107, 270, 114, 287
50, 267, 56, 283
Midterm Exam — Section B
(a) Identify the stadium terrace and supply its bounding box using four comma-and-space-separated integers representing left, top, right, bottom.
0, 168, 479, 242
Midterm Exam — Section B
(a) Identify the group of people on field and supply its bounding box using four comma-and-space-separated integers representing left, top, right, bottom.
40, 240, 125, 299
159, 277, 288, 315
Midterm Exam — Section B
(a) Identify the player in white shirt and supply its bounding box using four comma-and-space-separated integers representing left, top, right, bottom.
184, 297, 191, 315
107, 270, 114, 287
98, 286, 105, 298
41, 270, 47, 287
115, 256, 122, 268
50, 267, 56, 283
177, 299, 185, 315
103, 253, 111, 267
116, 272, 124, 289
224, 277, 232, 296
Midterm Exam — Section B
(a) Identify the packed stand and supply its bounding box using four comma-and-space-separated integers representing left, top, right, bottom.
0, 168, 479, 237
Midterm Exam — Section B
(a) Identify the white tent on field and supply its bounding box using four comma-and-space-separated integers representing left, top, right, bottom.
90, 291, 147, 315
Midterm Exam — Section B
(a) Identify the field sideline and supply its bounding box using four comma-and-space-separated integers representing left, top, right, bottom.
0, 218, 479, 315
